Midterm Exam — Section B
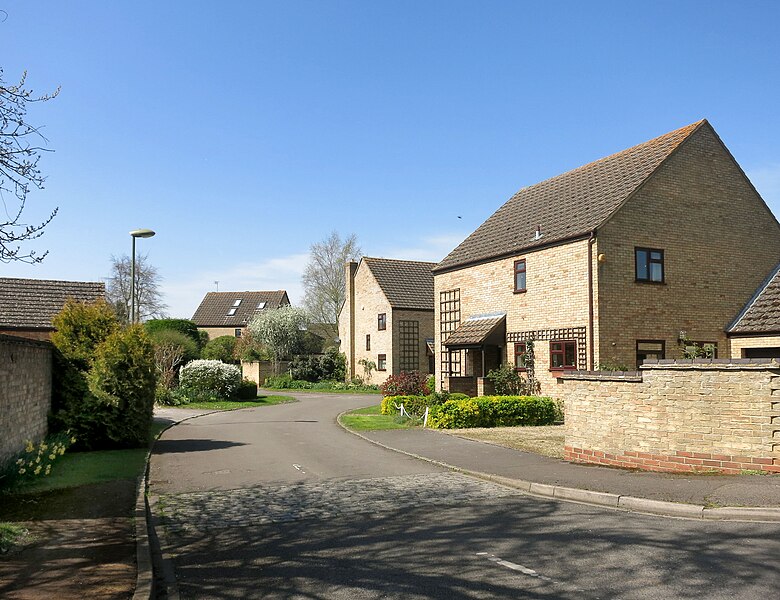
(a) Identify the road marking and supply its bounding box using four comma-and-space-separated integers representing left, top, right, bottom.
477, 552, 553, 582
293, 464, 306, 473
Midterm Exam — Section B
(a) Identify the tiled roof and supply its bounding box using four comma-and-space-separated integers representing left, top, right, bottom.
443, 313, 506, 347
0, 277, 106, 329
728, 264, 780, 334
435, 120, 706, 273
363, 257, 436, 311
191, 290, 290, 327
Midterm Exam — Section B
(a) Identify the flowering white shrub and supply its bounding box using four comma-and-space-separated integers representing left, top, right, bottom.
179, 359, 242, 398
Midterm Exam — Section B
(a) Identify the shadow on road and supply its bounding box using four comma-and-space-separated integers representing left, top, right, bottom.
153, 439, 248, 454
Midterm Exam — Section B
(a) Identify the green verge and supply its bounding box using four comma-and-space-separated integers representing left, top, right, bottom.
182, 394, 295, 410
0, 522, 29, 553
262, 386, 382, 395
9, 421, 168, 495
339, 404, 418, 431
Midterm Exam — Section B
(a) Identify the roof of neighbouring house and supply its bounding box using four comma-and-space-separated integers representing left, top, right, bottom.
362, 257, 436, 311
727, 263, 780, 334
435, 120, 708, 273
0, 277, 106, 329
191, 290, 290, 327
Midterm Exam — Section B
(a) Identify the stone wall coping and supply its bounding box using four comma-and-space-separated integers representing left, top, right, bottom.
558, 370, 643, 382
641, 358, 780, 370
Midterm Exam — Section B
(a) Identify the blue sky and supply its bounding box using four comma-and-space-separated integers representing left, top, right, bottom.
2, 1, 780, 318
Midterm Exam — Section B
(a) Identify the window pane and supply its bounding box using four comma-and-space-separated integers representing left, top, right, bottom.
516, 271, 526, 291
564, 343, 576, 367
551, 353, 563, 368
650, 262, 663, 281
650, 251, 662, 260
636, 249, 648, 279
551, 342, 562, 352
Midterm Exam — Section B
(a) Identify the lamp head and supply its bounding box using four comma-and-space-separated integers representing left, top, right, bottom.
130, 228, 155, 238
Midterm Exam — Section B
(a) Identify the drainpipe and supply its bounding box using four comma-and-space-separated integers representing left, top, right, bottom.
587, 230, 597, 370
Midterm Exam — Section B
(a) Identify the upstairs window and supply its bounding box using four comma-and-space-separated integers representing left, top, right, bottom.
635, 248, 664, 283
514, 259, 527, 293
227, 298, 242, 316
550, 340, 577, 370
378, 313, 387, 331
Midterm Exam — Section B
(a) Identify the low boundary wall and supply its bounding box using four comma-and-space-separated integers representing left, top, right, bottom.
0, 334, 53, 465
557, 359, 780, 474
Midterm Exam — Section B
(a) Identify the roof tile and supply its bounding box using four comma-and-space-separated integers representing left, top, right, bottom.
0, 277, 106, 329
363, 258, 435, 311
435, 120, 705, 272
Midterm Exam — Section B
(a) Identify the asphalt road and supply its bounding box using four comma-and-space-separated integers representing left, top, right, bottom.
149, 393, 780, 599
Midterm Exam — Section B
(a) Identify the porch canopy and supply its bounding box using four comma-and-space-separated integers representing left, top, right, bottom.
444, 313, 506, 350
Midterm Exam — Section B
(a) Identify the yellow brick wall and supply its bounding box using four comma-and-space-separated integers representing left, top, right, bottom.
596, 123, 780, 368
434, 239, 593, 392
559, 363, 780, 473
198, 326, 243, 341
730, 336, 780, 357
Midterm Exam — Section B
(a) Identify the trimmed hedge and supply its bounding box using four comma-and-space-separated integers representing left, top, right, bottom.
380, 392, 470, 417
427, 396, 558, 429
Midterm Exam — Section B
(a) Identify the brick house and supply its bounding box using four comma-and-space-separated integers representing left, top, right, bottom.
339, 257, 435, 385
0, 277, 105, 341
727, 263, 780, 358
434, 120, 780, 395
192, 290, 290, 340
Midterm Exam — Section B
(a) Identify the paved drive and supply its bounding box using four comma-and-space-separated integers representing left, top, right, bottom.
150, 393, 780, 599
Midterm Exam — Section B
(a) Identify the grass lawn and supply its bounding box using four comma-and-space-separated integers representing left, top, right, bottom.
339, 404, 418, 431
182, 394, 295, 410
10, 421, 168, 495
0, 522, 28, 553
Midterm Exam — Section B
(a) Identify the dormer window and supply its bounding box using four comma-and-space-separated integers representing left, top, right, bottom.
257, 301, 266, 309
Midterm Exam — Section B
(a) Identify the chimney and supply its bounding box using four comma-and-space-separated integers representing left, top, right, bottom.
345, 261, 359, 379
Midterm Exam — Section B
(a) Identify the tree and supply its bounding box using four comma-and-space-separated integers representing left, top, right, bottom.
106, 253, 168, 324
1, 68, 59, 263
247, 305, 309, 372
301, 231, 361, 339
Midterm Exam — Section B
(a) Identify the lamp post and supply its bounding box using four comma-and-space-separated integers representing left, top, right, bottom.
129, 228, 155, 324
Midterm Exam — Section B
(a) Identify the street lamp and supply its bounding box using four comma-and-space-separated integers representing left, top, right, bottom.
129, 228, 155, 324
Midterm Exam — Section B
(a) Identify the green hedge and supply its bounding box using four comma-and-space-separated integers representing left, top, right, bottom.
380, 392, 470, 416
427, 396, 558, 429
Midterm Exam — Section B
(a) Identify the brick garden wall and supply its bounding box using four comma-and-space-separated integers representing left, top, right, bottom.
0, 334, 53, 465
559, 359, 780, 474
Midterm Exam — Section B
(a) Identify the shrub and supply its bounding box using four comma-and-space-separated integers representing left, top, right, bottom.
319, 347, 346, 381
486, 365, 540, 396
51, 299, 119, 368
426, 374, 435, 393
201, 336, 239, 363
236, 378, 258, 400
87, 325, 157, 447
290, 355, 322, 382
381, 393, 452, 417
427, 396, 558, 429
144, 319, 202, 350
380, 371, 429, 397
180, 359, 242, 398
148, 329, 200, 389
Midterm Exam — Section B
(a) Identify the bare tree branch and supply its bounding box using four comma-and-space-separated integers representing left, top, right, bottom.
0, 68, 60, 263
105, 253, 168, 324
301, 231, 361, 340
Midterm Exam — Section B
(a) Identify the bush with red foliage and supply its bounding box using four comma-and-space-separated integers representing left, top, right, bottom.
380, 370, 430, 397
